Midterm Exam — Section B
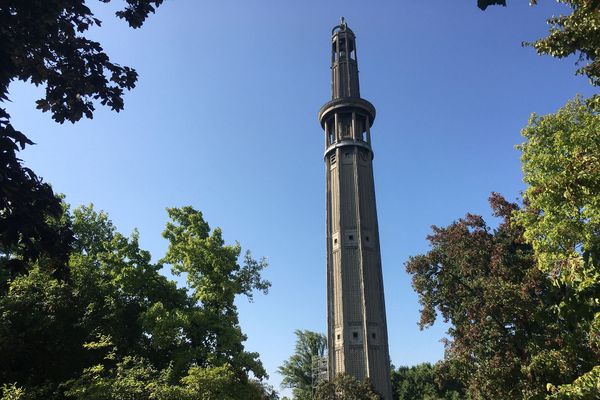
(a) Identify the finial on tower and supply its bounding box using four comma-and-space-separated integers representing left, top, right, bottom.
340, 16, 346, 29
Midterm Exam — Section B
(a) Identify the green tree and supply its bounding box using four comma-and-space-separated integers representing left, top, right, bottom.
516, 97, 600, 398
314, 374, 380, 400
278, 330, 327, 400
391, 363, 464, 400
476, 1, 600, 105
161, 206, 271, 379
0, 0, 164, 280
0, 204, 273, 399
405, 193, 591, 399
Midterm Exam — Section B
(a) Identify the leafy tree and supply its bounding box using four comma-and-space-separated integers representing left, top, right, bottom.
516, 97, 600, 398
314, 374, 380, 400
476, 1, 600, 105
0, 204, 273, 399
0, 0, 164, 280
405, 193, 593, 399
161, 206, 271, 379
391, 363, 464, 400
278, 330, 327, 400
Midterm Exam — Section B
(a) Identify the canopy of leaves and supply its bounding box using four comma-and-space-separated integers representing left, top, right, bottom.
278, 330, 327, 400
517, 97, 600, 398
405, 193, 595, 398
0, 0, 164, 282
391, 363, 464, 400
477, 0, 600, 105
526, 1, 600, 103
0, 204, 273, 399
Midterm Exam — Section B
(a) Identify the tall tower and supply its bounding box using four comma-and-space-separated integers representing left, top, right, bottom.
318, 19, 393, 400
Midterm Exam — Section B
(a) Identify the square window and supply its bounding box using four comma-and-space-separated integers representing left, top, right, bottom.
349, 235, 354, 241
371, 333, 376, 339
352, 332, 358, 339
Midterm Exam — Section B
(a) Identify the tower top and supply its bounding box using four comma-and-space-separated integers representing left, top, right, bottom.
318, 20, 375, 129
332, 16, 352, 34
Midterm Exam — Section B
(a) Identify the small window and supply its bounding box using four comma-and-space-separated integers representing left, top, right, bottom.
337, 334, 341, 340
330, 154, 336, 165
348, 235, 354, 241
371, 333, 376, 339
365, 236, 370, 242
352, 332, 358, 339
345, 152, 350, 158
334, 238, 338, 244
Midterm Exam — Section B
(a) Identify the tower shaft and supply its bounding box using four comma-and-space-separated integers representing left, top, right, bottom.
318, 20, 393, 400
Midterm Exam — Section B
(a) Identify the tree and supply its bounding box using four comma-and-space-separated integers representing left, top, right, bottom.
278, 330, 327, 400
314, 374, 380, 400
161, 206, 271, 379
0, 0, 164, 280
391, 363, 464, 400
476, 1, 600, 106
405, 193, 593, 398
516, 97, 600, 398
0, 204, 273, 399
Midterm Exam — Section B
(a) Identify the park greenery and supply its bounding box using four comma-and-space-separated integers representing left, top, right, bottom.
278, 330, 327, 400
398, 1, 600, 399
1, 204, 275, 399
1, 0, 600, 399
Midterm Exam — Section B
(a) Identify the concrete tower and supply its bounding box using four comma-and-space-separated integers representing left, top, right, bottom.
318, 19, 393, 400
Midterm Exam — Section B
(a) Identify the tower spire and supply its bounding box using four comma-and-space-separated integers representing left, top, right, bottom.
330, 17, 360, 99
318, 20, 393, 400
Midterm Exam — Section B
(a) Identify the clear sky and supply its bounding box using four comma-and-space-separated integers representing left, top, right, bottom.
6, 0, 596, 396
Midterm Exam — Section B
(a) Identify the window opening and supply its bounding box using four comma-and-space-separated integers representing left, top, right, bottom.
333, 40, 338, 62
339, 38, 346, 60
352, 332, 358, 339
358, 115, 367, 142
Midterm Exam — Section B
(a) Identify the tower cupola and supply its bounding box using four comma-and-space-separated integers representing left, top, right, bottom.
331, 17, 360, 99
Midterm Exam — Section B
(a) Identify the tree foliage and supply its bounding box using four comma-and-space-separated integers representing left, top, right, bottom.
477, 1, 600, 105
517, 97, 600, 398
278, 330, 327, 400
391, 363, 464, 400
0, 0, 164, 281
525, 1, 600, 103
0, 204, 273, 399
406, 193, 595, 398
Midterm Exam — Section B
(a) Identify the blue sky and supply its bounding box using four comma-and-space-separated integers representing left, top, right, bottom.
6, 0, 596, 395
